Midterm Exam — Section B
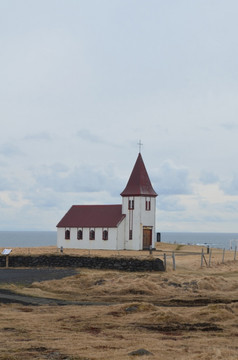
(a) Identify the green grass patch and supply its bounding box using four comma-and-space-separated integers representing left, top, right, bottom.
175, 244, 184, 251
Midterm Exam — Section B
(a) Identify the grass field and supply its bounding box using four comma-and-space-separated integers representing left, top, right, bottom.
0, 242, 237, 359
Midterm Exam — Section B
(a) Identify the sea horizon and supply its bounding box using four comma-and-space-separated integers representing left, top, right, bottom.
0, 230, 238, 250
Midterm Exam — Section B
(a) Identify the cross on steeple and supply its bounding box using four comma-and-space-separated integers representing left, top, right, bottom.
138, 140, 143, 153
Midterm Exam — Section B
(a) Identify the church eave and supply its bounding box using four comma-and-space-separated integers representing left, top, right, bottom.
120, 191, 157, 197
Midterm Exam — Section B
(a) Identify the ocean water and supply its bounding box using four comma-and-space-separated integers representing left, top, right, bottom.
161, 232, 238, 250
0, 231, 238, 250
0, 231, 56, 248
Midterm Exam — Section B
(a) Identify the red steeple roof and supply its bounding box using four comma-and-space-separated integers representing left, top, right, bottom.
120, 153, 158, 197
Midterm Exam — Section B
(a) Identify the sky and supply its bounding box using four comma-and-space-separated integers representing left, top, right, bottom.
1, 0, 238, 232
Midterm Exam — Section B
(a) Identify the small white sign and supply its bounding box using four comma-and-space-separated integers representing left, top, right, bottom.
1, 249, 12, 255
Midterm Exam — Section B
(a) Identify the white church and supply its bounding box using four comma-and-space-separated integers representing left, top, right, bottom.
56, 152, 158, 250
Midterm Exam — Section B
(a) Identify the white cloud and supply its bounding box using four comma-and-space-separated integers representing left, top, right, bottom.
0, 191, 29, 208
158, 195, 185, 212
26, 189, 62, 209
23, 132, 52, 141
221, 174, 238, 195
77, 129, 105, 144
0, 176, 16, 191
199, 171, 219, 185
220, 122, 238, 131
152, 160, 191, 196
0, 143, 24, 158
31, 162, 124, 198
76, 129, 121, 149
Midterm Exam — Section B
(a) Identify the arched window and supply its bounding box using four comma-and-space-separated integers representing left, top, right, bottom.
77, 229, 83, 240
128, 199, 134, 210
102, 230, 108, 240
145, 200, 151, 211
65, 229, 70, 240
89, 229, 95, 240
129, 230, 133, 240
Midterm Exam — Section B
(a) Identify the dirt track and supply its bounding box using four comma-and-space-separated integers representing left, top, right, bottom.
0, 268, 109, 306
0, 268, 80, 305
0, 268, 77, 285
0, 268, 115, 306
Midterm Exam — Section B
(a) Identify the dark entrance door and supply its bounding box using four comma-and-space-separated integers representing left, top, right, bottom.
143, 228, 152, 249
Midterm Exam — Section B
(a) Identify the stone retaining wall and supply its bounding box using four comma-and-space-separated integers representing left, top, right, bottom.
0, 254, 165, 272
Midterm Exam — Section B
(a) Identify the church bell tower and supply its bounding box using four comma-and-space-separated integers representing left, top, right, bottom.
120, 152, 158, 250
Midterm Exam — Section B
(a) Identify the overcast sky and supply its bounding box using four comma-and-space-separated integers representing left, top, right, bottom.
1, 0, 238, 232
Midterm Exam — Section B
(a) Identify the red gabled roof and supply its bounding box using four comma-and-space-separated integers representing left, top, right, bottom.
120, 153, 158, 197
56, 204, 125, 228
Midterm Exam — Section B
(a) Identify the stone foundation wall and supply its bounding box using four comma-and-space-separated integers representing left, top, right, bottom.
0, 254, 165, 272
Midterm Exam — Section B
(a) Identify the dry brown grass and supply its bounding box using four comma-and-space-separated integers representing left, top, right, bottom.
0, 299, 238, 359
0, 243, 238, 359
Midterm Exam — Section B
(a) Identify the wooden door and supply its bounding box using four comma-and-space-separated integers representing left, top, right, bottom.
143, 228, 152, 249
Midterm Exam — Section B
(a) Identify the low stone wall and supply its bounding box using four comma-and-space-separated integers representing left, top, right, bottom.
0, 254, 165, 272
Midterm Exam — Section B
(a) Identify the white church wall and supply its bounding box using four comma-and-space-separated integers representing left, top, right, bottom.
117, 218, 126, 250
57, 227, 119, 250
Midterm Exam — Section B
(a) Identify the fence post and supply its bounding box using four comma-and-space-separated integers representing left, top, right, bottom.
172, 252, 176, 271
163, 253, 167, 271
208, 249, 212, 267
201, 248, 204, 267
222, 248, 225, 263
234, 246, 237, 261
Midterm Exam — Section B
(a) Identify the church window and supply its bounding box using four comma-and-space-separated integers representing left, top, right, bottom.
129, 230, 133, 240
89, 229, 95, 240
77, 229, 83, 240
102, 230, 108, 240
128, 199, 134, 210
65, 229, 70, 240
146, 200, 151, 211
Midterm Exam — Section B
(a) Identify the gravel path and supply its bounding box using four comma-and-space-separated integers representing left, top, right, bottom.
0, 268, 77, 285
0, 288, 112, 306
0, 268, 77, 305
0, 268, 111, 306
